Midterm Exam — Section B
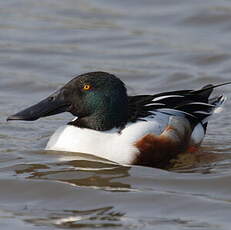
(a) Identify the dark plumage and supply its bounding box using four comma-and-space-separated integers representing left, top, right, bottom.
128, 83, 229, 132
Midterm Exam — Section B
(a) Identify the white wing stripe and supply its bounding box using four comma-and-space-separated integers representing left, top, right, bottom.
144, 103, 165, 107
152, 95, 184, 102
186, 102, 215, 107
157, 108, 196, 118
193, 111, 212, 115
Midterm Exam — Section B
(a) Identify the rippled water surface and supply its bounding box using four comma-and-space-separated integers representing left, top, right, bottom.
1, 0, 231, 229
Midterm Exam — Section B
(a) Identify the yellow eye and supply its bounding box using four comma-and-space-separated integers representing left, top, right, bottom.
83, 84, 91, 91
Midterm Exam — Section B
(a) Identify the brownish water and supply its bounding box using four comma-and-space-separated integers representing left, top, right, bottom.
1, 0, 231, 229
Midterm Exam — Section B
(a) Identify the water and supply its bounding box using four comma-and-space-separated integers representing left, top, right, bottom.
1, 0, 231, 229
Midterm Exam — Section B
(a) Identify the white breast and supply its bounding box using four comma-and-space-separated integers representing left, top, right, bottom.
45, 115, 167, 164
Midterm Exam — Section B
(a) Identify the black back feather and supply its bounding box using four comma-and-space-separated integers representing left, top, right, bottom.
128, 82, 231, 129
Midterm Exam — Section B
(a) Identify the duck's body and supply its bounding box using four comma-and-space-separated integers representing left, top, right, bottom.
8, 72, 230, 167
46, 119, 158, 164
45, 113, 204, 166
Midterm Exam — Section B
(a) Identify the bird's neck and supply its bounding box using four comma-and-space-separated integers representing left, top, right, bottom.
69, 105, 129, 131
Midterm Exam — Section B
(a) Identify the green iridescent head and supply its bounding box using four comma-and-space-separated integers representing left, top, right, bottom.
8, 72, 129, 131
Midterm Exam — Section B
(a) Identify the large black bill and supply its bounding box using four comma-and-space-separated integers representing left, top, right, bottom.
7, 91, 70, 121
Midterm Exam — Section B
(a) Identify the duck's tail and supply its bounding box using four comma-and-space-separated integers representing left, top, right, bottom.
185, 83, 230, 126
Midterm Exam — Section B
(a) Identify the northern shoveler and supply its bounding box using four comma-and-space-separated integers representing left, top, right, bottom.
7, 72, 231, 167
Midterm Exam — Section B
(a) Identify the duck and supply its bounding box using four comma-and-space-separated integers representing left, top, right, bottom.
7, 72, 231, 168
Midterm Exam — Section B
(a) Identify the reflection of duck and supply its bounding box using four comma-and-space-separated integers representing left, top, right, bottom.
8, 72, 230, 168
28, 157, 132, 191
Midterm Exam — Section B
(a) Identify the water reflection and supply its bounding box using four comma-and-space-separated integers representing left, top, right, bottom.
25, 206, 124, 228
11, 151, 132, 191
